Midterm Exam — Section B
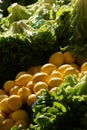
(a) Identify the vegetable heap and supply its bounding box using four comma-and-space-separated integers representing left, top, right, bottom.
0, 0, 87, 86
0, 50, 87, 129
28, 74, 87, 130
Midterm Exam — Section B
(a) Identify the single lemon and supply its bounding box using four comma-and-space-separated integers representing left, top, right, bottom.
17, 87, 31, 103
3, 80, 16, 94
62, 67, 79, 79
15, 73, 32, 86
7, 95, 23, 111
9, 109, 29, 122
49, 52, 64, 67
40, 63, 57, 75
63, 51, 76, 64
48, 77, 63, 89
27, 94, 36, 106
81, 62, 87, 72
33, 81, 48, 94
33, 72, 49, 84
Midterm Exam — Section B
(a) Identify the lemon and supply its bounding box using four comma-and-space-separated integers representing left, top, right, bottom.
9, 85, 20, 95
7, 95, 23, 111
81, 62, 87, 72
50, 70, 62, 78
33, 81, 48, 94
48, 77, 63, 89
36, 89, 46, 97
3, 80, 16, 94
15, 71, 27, 79
79, 71, 87, 78
0, 95, 8, 102
17, 87, 31, 103
49, 52, 64, 67
27, 94, 36, 106
63, 51, 76, 64
26, 81, 34, 93
9, 109, 29, 122
33, 72, 49, 84
57, 64, 72, 74
15, 73, 32, 86
62, 67, 79, 79
49, 87, 58, 94
40, 63, 57, 75
0, 98, 11, 114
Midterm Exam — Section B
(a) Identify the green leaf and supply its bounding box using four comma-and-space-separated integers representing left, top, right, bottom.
53, 102, 66, 113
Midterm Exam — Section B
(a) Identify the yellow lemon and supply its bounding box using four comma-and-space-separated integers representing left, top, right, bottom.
3, 80, 16, 94
79, 71, 87, 78
81, 62, 87, 72
26, 81, 34, 93
33, 72, 49, 84
50, 70, 62, 78
0, 98, 11, 114
17, 87, 31, 103
48, 77, 63, 89
49, 87, 58, 94
33, 81, 48, 94
40, 63, 57, 75
36, 89, 46, 97
15, 71, 27, 79
0, 95, 8, 102
15, 73, 32, 86
27, 94, 36, 106
9, 85, 20, 95
7, 95, 23, 111
62, 67, 79, 79
57, 64, 72, 74
49, 52, 64, 67
63, 51, 76, 64
9, 109, 29, 122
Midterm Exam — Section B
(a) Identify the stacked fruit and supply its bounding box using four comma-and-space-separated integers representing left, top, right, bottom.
0, 51, 87, 129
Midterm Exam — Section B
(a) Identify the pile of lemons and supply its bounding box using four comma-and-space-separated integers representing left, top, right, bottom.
0, 51, 87, 129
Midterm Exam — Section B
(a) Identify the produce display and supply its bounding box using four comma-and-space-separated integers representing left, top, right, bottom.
0, 0, 87, 129
0, 51, 86, 129
0, 0, 87, 86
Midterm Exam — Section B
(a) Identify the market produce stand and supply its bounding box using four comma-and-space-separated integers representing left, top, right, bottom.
0, 0, 87, 130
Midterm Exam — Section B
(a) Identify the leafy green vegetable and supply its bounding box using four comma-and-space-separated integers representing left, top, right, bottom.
60, 0, 87, 57
0, 0, 87, 87
0, 0, 62, 86
28, 74, 87, 130
0, 0, 38, 17
29, 91, 68, 130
